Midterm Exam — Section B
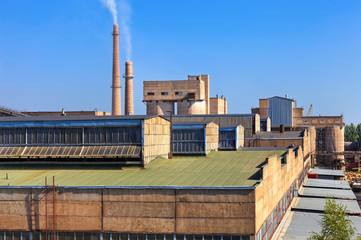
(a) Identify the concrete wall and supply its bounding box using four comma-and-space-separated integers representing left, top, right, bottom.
236, 125, 245, 149
0, 187, 256, 236
209, 98, 227, 115
143, 116, 170, 164
188, 101, 207, 115
146, 101, 174, 115
254, 114, 260, 133
293, 116, 343, 128
206, 122, 219, 154
292, 108, 304, 118
254, 147, 304, 233
325, 125, 345, 164
143, 80, 205, 102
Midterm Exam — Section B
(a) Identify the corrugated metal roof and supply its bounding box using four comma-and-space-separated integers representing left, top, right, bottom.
303, 179, 351, 189
310, 168, 345, 177
0, 115, 164, 122
282, 212, 361, 239
299, 187, 356, 200
0, 119, 142, 128
241, 147, 291, 151
0, 150, 285, 187
251, 131, 303, 140
292, 197, 361, 214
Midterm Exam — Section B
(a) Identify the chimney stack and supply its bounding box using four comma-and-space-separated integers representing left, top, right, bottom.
112, 24, 121, 115
124, 61, 134, 115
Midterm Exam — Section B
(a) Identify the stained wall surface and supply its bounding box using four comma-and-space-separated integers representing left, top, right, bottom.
0, 187, 255, 236
143, 116, 170, 164
205, 122, 219, 154
254, 147, 304, 235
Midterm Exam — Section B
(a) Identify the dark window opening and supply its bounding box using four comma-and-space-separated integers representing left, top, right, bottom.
161, 92, 168, 95
187, 92, 196, 99
147, 92, 154, 95
175, 92, 182, 95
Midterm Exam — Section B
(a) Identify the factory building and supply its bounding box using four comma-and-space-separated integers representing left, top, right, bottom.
172, 122, 219, 155
170, 114, 262, 139
143, 75, 227, 115
0, 146, 307, 240
0, 115, 170, 165
252, 96, 344, 168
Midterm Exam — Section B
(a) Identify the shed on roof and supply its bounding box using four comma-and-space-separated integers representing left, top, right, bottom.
172, 122, 219, 155
219, 124, 244, 150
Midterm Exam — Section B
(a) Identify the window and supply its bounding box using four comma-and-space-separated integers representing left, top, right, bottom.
147, 92, 154, 95
161, 92, 168, 95
336, 118, 340, 122
304, 119, 310, 123
320, 119, 325, 123
175, 92, 182, 95
187, 92, 196, 99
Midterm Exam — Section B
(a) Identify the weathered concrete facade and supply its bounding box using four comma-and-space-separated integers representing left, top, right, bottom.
143, 75, 226, 115
0, 148, 306, 239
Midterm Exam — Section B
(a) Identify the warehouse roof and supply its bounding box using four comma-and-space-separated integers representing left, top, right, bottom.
309, 168, 345, 177
303, 179, 351, 189
0, 115, 165, 122
0, 150, 285, 187
298, 187, 356, 200
282, 212, 361, 239
292, 197, 361, 214
249, 131, 303, 140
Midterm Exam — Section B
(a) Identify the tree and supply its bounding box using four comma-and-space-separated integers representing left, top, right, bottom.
356, 123, 361, 143
345, 123, 358, 142
307, 198, 356, 240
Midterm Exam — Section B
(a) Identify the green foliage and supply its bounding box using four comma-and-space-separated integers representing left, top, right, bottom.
307, 198, 356, 240
345, 123, 358, 142
356, 123, 361, 143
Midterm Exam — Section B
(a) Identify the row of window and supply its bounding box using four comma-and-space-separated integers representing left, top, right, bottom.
0, 232, 251, 240
0, 127, 142, 146
147, 92, 186, 96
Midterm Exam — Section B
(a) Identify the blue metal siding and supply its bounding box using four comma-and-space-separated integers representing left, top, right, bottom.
172, 128, 205, 154
0, 119, 141, 128
268, 97, 293, 127
219, 128, 237, 150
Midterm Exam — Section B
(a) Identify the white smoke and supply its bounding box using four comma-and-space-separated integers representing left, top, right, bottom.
100, 0, 118, 24
119, 0, 132, 61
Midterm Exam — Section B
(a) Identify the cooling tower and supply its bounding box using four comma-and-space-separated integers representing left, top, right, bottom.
124, 61, 134, 115
112, 24, 121, 115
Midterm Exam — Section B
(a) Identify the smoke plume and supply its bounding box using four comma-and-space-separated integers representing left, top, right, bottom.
119, 0, 132, 61
100, 0, 118, 24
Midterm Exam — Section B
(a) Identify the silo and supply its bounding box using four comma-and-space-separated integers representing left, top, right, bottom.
325, 125, 345, 168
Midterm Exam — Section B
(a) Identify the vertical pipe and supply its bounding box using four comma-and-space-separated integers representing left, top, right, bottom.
124, 62, 134, 115
53, 176, 55, 240
112, 24, 121, 115
45, 177, 48, 240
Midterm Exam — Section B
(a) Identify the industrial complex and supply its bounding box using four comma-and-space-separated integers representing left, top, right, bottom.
0, 22, 360, 240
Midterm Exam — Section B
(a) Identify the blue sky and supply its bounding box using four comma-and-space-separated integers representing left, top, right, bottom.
0, 1, 360, 124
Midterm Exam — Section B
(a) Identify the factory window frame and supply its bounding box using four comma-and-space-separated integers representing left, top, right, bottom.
175, 92, 182, 95
336, 118, 340, 122
187, 92, 196, 99
320, 119, 325, 123
304, 119, 310, 123
147, 92, 154, 95
161, 92, 168, 95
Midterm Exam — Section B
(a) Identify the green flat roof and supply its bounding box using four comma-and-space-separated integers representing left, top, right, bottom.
0, 151, 285, 187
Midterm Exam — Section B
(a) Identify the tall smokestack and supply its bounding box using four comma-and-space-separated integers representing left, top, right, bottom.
124, 61, 134, 115
112, 24, 121, 115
